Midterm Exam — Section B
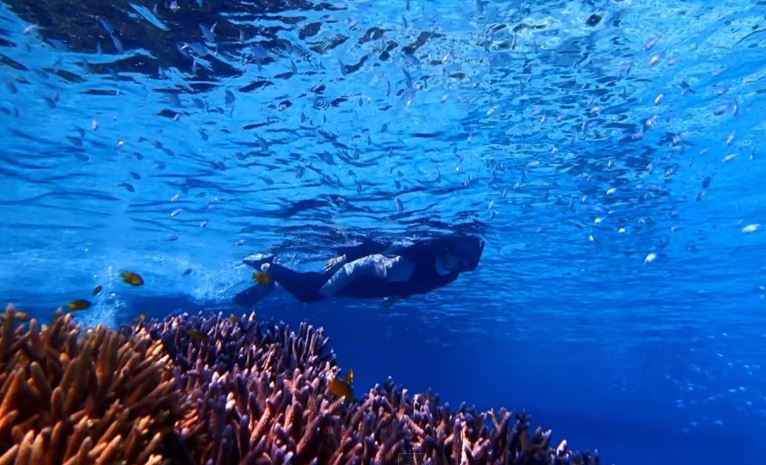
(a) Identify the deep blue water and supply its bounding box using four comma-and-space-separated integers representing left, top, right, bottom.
2, 0, 766, 464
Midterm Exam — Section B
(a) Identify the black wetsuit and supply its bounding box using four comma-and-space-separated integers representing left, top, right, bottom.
233, 238, 464, 305
332, 239, 459, 299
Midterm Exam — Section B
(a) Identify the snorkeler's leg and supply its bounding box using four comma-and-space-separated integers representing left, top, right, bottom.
232, 282, 274, 307
263, 263, 330, 303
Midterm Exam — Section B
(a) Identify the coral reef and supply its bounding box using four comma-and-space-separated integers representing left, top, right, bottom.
0, 304, 184, 465
136, 312, 600, 465
0, 305, 600, 465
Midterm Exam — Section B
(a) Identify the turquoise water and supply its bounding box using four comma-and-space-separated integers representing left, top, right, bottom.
1, 0, 766, 463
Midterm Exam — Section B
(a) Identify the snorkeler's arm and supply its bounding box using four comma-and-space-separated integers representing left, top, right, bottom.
319, 254, 415, 296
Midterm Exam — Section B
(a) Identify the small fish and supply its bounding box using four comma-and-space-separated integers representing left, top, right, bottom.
118, 182, 135, 192
186, 329, 208, 343
92, 285, 103, 296
200, 22, 217, 43
183, 268, 192, 276
23, 24, 40, 34
97, 17, 114, 35
742, 224, 760, 234
171, 208, 182, 217
182, 41, 208, 56
252, 271, 273, 285
701, 176, 712, 189
344, 368, 354, 385
327, 378, 353, 400
67, 299, 92, 311
137, 312, 146, 322
228, 314, 239, 324
110, 34, 124, 53
644, 252, 657, 264
713, 103, 728, 116
395, 198, 403, 214
120, 271, 144, 286
170, 193, 180, 202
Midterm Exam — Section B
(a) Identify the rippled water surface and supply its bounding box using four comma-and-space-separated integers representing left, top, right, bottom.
2, 1, 766, 464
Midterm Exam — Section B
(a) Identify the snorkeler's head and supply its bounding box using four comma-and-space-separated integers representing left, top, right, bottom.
435, 235, 485, 272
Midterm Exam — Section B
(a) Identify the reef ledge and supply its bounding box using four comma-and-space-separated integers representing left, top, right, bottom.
0, 304, 600, 465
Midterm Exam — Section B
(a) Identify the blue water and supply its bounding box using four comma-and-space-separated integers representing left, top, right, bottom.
1, 0, 766, 463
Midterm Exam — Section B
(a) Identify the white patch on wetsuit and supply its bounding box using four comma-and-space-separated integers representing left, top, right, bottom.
319, 254, 414, 296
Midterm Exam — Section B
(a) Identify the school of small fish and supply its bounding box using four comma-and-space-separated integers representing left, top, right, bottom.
0, 0, 762, 326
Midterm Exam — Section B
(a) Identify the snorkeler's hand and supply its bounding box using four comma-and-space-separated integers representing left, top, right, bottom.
323, 254, 347, 273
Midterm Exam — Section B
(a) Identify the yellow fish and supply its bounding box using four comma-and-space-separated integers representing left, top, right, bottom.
120, 271, 144, 286
66, 299, 92, 311
228, 314, 239, 324
327, 368, 355, 400
252, 271, 273, 285
344, 368, 354, 385
186, 329, 208, 343
327, 378, 353, 400
137, 312, 146, 322
92, 285, 103, 296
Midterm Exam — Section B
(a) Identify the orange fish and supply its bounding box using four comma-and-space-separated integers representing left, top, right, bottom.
92, 285, 103, 296
67, 299, 92, 311
327, 378, 353, 400
252, 271, 273, 285
328, 368, 355, 400
229, 314, 239, 324
344, 368, 354, 385
120, 271, 144, 286
137, 312, 146, 322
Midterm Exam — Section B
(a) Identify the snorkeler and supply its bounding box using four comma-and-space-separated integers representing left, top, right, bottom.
232, 234, 485, 306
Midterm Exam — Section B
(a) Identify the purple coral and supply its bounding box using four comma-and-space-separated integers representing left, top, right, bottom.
134, 311, 600, 465
0, 304, 599, 465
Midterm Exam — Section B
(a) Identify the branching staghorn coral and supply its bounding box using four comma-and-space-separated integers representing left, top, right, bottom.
0, 304, 599, 465
136, 311, 600, 465
0, 304, 185, 465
